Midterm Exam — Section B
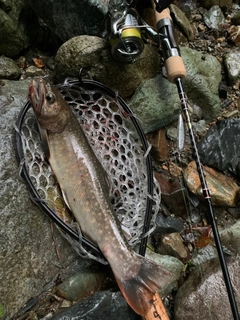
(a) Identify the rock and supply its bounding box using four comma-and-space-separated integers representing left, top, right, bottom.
129, 46, 221, 132
50, 291, 140, 320
0, 0, 39, 57
54, 35, 160, 98
203, 5, 225, 29
145, 249, 184, 297
223, 50, 240, 85
231, 11, 240, 25
170, 4, 195, 41
199, 0, 232, 11
157, 232, 188, 260
0, 56, 21, 79
147, 129, 169, 162
56, 269, 106, 301
154, 171, 189, 217
197, 119, 240, 177
228, 25, 240, 44
180, 47, 222, 120
128, 74, 180, 133
153, 214, 185, 235
29, 0, 108, 42
183, 161, 240, 207
25, 65, 45, 77
174, 256, 240, 320
0, 79, 90, 319
220, 220, 240, 255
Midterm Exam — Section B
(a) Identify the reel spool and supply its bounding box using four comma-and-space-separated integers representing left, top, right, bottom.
110, 13, 144, 62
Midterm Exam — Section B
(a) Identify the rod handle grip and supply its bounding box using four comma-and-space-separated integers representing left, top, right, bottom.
142, 292, 170, 320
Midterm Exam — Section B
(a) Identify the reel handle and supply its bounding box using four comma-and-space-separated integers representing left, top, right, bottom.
155, 9, 186, 83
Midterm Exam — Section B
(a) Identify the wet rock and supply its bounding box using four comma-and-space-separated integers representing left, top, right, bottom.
170, 4, 195, 41
56, 269, 106, 301
154, 171, 188, 217
203, 5, 225, 29
145, 249, 184, 297
231, 11, 240, 25
29, 0, 108, 42
0, 0, 39, 57
0, 79, 89, 319
181, 47, 222, 120
25, 65, 45, 77
198, 119, 240, 177
227, 25, 240, 44
153, 214, 185, 235
199, 0, 232, 11
128, 73, 180, 132
183, 161, 240, 207
128, 46, 221, 132
220, 220, 240, 255
156, 232, 188, 260
223, 50, 240, 85
147, 129, 169, 162
174, 256, 240, 320
50, 291, 140, 320
54, 35, 160, 98
0, 56, 21, 79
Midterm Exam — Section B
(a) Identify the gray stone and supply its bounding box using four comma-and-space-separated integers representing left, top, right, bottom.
145, 249, 184, 297
199, 0, 232, 11
128, 74, 180, 133
198, 119, 240, 177
54, 35, 160, 98
0, 56, 21, 79
170, 4, 195, 41
50, 291, 140, 320
29, 0, 109, 42
174, 256, 240, 320
223, 50, 240, 85
0, 79, 89, 320
203, 5, 225, 29
0, 0, 39, 57
129, 46, 221, 133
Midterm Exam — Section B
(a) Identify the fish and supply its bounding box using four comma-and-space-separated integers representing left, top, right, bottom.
28, 78, 172, 316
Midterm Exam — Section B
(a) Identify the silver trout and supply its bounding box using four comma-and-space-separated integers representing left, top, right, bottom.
28, 78, 172, 316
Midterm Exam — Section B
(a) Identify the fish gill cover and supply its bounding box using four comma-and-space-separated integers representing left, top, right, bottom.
16, 78, 160, 263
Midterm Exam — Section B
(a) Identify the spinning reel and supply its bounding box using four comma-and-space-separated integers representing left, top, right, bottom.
106, 0, 175, 62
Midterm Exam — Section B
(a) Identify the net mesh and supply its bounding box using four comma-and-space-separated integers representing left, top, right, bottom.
19, 80, 161, 262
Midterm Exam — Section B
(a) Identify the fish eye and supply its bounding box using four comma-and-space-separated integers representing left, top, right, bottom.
46, 93, 56, 104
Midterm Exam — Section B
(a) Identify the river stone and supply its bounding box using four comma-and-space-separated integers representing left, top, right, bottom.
29, 0, 109, 42
0, 0, 39, 57
54, 35, 160, 98
223, 50, 240, 85
128, 46, 221, 132
199, 0, 232, 11
203, 5, 225, 29
50, 291, 140, 320
170, 4, 195, 41
198, 119, 240, 177
0, 56, 21, 80
174, 256, 240, 320
183, 161, 240, 207
0, 79, 89, 320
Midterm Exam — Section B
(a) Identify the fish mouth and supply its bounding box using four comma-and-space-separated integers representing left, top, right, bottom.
28, 78, 46, 114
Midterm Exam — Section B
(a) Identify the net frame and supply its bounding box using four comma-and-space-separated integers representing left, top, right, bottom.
15, 76, 160, 263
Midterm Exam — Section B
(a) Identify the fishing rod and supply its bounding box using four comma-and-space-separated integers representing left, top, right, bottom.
154, 6, 240, 320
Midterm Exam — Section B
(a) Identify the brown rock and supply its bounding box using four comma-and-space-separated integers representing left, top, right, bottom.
154, 171, 188, 217
157, 232, 188, 260
147, 129, 169, 162
183, 161, 240, 207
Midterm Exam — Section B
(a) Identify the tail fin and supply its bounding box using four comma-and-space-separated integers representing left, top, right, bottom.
115, 254, 172, 316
